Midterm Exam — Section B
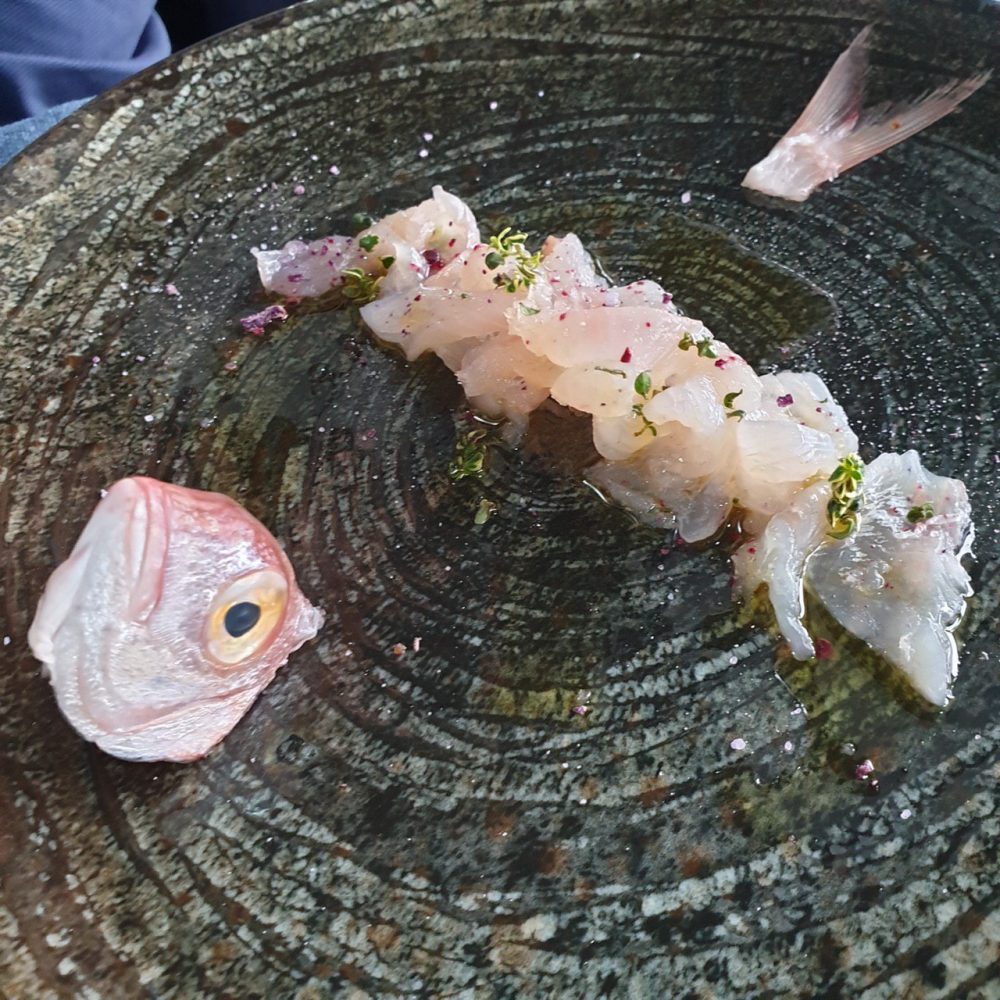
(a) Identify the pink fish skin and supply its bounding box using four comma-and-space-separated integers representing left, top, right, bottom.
28, 477, 323, 763
742, 26, 991, 201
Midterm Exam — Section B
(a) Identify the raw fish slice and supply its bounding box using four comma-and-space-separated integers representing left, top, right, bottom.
613, 280, 678, 311
253, 235, 361, 298
734, 419, 840, 516
368, 185, 481, 295
436, 337, 484, 373
457, 334, 562, 434
253, 186, 479, 299
591, 375, 730, 463
527, 234, 609, 312
361, 246, 516, 360
589, 452, 733, 542
550, 365, 641, 419
759, 371, 859, 454
805, 451, 972, 705
513, 306, 703, 370
735, 451, 973, 705
731, 480, 831, 659
743, 27, 990, 201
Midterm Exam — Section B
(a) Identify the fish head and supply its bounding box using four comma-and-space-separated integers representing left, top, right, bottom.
28, 477, 323, 762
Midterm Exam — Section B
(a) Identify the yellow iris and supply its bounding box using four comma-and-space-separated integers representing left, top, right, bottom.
205, 569, 288, 666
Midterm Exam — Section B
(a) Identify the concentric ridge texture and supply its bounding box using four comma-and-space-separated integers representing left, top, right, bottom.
1, 1, 998, 997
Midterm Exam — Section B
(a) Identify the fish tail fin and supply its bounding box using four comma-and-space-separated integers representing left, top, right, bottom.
835, 71, 992, 172
787, 26, 872, 137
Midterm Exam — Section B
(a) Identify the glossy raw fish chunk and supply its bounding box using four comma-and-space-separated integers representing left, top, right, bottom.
735, 452, 973, 705
29, 478, 323, 762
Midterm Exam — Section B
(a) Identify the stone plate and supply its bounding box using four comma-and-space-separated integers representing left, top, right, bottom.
1, 1, 998, 996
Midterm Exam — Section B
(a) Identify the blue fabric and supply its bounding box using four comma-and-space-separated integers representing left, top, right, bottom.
0, 1, 297, 147
0, 97, 86, 165
0, 1, 170, 124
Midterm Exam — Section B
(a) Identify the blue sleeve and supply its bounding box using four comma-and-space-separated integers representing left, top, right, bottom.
0, 0, 170, 124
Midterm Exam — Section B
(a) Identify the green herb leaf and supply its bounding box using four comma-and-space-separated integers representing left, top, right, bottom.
341, 268, 381, 305
827, 454, 865, 539
350, 212, 374, 234
594, 366, 627, 378
723, 389, 744, 409
519, 304, 541, 316
380, 256, 395, 269
474, 498, 497, 525
484, 227, 542, 292
449, 429, 489, 481
358, 234, 379, 252
634, 371, 652, 397
726, 409, 746, 421
906, 502, 934, 524
677, 331, 717, 358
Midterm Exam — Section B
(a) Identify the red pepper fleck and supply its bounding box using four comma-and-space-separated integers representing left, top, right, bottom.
747, 547, 756, 554
644, 322, 651, 329
662, 292, 673, 304
413, 294, 422, 302
423, 248, 444, 273
815, 638, 834, 660
620, 347, 633, 363
448, 238, 457, 247
559, 312, 567, 321
776, 394, 794, 408
854, 759, 875, 781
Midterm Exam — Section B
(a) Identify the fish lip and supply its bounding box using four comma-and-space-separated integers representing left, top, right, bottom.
123, 477, 171, 623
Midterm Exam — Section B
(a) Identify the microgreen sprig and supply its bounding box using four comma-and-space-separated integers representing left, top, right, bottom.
827, 454, 864, 539
485, 227, 542, 293
724, 389, 746, 421
678, 331, 718, 359
342, 268, 381, 305
450, 429, 490, 481
341, 255, 395, 306
632, 370, 659, 437
906, 502, 934, 524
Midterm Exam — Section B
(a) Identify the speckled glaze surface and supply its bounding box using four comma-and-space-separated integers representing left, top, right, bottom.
2, 1, 999, 997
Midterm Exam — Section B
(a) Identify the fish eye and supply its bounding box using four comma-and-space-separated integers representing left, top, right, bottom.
224, 601, 261, 638
206, 569, 288, 666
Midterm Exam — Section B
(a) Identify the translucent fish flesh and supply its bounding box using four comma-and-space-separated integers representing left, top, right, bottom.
253, 189, 975, 705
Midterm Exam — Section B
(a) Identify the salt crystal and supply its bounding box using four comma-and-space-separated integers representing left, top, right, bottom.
2, 637, 10, 646
164, 283, 179, 296
488, 100, 498, 111
422, 132, 433, 142
143, 414, 154, 423
412, 636, 422, 652
680, 191, 692, 204
329, 164, 340, 175
900, 808, 912, 820
293, 184, 306, 196
730, 738, 747, 751
418, 149, 429, 159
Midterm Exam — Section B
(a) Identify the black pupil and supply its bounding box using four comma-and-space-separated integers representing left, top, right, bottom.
224, 602, 261, 638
